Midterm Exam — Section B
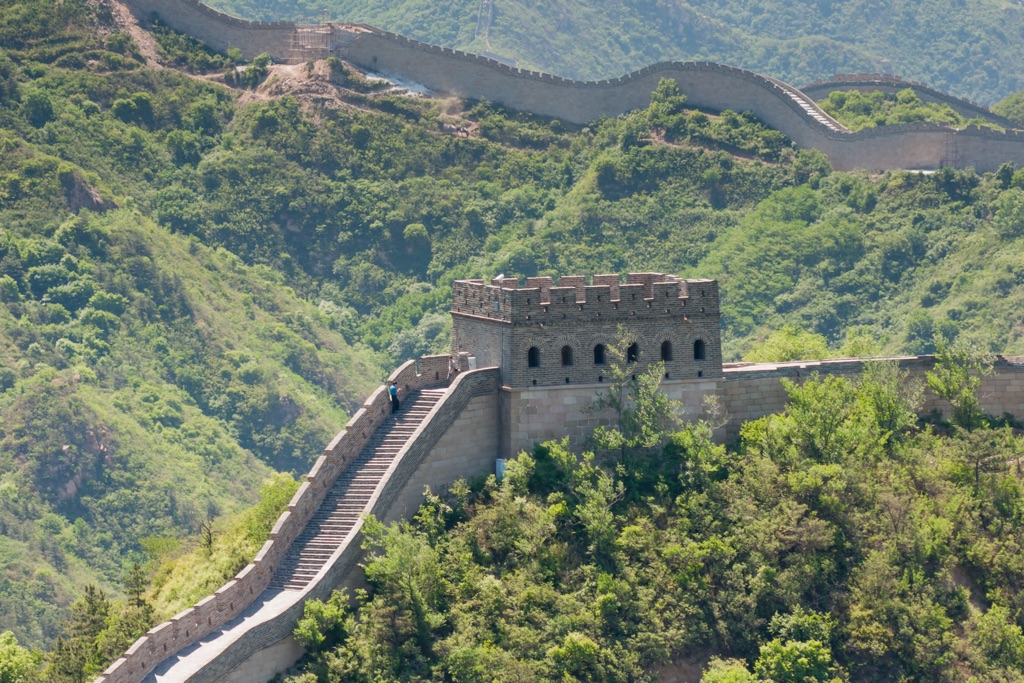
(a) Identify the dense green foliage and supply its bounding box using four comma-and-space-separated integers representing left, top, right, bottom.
0, 631, 40, 682
993, 89, 1024, 129
287, 358, 1024, 682
146, 473, 298, 619
819, 88, 987, 132
208, 0, 1024, 104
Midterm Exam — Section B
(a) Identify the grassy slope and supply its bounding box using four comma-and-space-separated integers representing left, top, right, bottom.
207, 0, 1024, 104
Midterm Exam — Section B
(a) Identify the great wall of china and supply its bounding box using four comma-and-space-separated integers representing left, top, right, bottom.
120, 0, 1024, 173
97, 274, 1024, 683
88, 4, 1024, 681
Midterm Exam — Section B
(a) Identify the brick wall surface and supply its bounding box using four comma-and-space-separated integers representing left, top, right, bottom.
502, 356, 1024, 457
383, 391, 501, 522
503, 377, 720, 457
452, 274, 723, 390
122, 0, 296, 58
720, 356, 1024, 440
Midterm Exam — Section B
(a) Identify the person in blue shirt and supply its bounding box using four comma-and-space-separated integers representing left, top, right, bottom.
389, 381, 400, 413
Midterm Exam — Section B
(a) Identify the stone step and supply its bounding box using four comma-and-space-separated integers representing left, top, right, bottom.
307, 519, 358, 526
296, 539, 347, 547
304, 523, 356, 532
269, 387, 446, 591
289, 548, 338, 557
290, 549, 342, 557
300, 526, 354, 534
326, 498, 374, 505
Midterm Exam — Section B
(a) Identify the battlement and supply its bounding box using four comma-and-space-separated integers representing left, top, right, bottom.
451, 273, 720, 325
451, 273, 724, 388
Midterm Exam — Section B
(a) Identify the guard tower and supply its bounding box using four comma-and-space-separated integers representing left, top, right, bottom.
451, 273, 723, 455
451, 272, 723, 385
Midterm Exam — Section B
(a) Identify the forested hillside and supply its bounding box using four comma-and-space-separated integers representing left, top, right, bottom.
283, 355, 1024, 683
206, 0, 1024, 105
4, 0, 1024, 673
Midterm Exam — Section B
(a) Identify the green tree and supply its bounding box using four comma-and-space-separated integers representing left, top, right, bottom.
0, 632, 42, 683
926, 337, 994, 430
754, 639, 837, 683
992, 188, 1024, 238
361, 517, 444, 661
45, 586, 109, 683
590, 331, 684, 458
746, 326, 830, 363
836, 327, 882, 358
781, 374, 862, 463
856, 360, 922, 447
22, 90, 53, 127
546, 632, 606, 682
769, 608, 835, 645
294, 590, 352, 657
702, 658, 756, 683
970, 604, 1024, 669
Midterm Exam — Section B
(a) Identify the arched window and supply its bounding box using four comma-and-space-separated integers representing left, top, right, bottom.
528, 347, 540, 368
593, 344, 606, 365
661, 341, 673, 361
627, 343, 639, 364
694, 339, 706, 361
561, 345, 574, 366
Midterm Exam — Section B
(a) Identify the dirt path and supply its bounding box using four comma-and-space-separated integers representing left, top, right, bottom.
108, 0, 164, 69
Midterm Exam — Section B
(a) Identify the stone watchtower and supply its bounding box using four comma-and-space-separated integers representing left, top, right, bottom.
451, 273, 723, 456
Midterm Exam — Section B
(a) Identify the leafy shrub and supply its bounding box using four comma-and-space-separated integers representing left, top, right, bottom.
22, 89, 53, 127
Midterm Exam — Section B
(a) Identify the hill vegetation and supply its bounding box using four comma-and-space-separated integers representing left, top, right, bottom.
817, 88, 993, 132
4, 0, 1024, 676
206, 0, 1024, 105
283, 351, 1024, 682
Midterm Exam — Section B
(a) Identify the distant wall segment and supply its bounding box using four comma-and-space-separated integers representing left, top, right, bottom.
123, 0, 1024, 172
122, 0, 296, 57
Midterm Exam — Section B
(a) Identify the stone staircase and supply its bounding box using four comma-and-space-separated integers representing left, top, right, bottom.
268, 388, 447, 591
764, 75, 848, 133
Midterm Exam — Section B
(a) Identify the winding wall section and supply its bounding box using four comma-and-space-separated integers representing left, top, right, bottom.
98, 356, 501, 683
123, 0, 1024, 172
100, 350, 1024, 683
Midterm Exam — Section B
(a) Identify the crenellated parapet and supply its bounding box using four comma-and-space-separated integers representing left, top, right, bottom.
452, 274, 723, 389
452, 273, 719, 325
